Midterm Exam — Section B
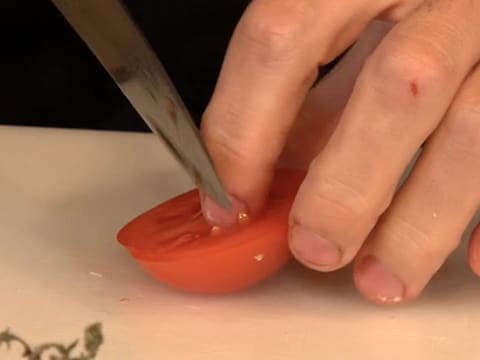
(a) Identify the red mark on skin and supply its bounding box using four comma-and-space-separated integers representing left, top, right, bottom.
410, 81, 418, 97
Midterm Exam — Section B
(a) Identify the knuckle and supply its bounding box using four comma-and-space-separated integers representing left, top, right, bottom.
202, 105, 248, 163
308, 175, 371, 223
387, 217, 434, 260
387, 216, 457, 262
444, 102, 480, 157
240, 0, 311, 63
203, 125, 250, 167
202, 103, 273, 169
367, 39, 454, 99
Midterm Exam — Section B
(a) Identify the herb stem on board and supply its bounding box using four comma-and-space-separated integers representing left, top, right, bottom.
0, 323, 103, 360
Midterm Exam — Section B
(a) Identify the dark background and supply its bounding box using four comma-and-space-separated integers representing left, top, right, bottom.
0, 1, 249, 132
0, 1, 340, 132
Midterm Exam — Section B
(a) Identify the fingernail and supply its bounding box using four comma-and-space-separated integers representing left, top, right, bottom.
355, 255, 405, 304
290, 226, 341, 268
201, 193, 248, 227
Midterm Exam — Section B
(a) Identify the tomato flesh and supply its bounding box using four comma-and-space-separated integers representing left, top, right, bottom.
117, 169, 305, 294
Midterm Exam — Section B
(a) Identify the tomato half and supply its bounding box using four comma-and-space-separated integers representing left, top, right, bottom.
117, 168, 305, 294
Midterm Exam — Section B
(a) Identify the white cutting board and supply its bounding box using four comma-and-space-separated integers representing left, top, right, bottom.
0, 125, 479, 359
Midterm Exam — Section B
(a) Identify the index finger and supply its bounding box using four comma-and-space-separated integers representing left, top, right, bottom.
200, 0, 393, 225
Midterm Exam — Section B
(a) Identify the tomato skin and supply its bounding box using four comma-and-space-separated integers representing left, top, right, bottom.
117, 169, 305, 294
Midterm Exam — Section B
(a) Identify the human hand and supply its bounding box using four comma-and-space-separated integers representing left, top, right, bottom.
200, 0, 480, 305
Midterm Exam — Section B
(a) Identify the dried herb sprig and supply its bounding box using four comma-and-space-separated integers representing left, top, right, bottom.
0, 323, 103, 360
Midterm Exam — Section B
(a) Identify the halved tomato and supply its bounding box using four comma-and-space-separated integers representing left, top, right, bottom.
117, 168, 305, 294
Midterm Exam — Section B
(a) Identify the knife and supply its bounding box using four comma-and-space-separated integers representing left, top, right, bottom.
50, 0, 231, 210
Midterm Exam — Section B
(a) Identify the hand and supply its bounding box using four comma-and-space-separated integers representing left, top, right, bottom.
200, 0, 480, 305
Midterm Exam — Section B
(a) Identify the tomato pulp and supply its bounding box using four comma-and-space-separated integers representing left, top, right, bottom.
117, 169, 305, 294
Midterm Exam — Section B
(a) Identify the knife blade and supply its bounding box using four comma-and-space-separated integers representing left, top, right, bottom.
50, 0, 231, 210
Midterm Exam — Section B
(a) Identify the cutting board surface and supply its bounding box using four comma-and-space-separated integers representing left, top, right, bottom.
1, 126, 479, 360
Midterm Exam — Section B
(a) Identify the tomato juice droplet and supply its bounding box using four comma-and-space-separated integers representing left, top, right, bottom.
237, 212, 250, 225
210, 225, 222, 235
254, 254, 265, 262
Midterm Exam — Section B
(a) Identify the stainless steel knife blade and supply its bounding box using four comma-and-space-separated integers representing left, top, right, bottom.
51, 0, 231, 210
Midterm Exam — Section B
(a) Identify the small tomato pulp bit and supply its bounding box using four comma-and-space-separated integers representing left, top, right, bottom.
117, 169, 306, 294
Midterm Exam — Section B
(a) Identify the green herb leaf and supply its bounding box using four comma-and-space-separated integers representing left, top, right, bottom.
0, 323, 103, 360
84, 323, 103, 357
0, 328, 14, 349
